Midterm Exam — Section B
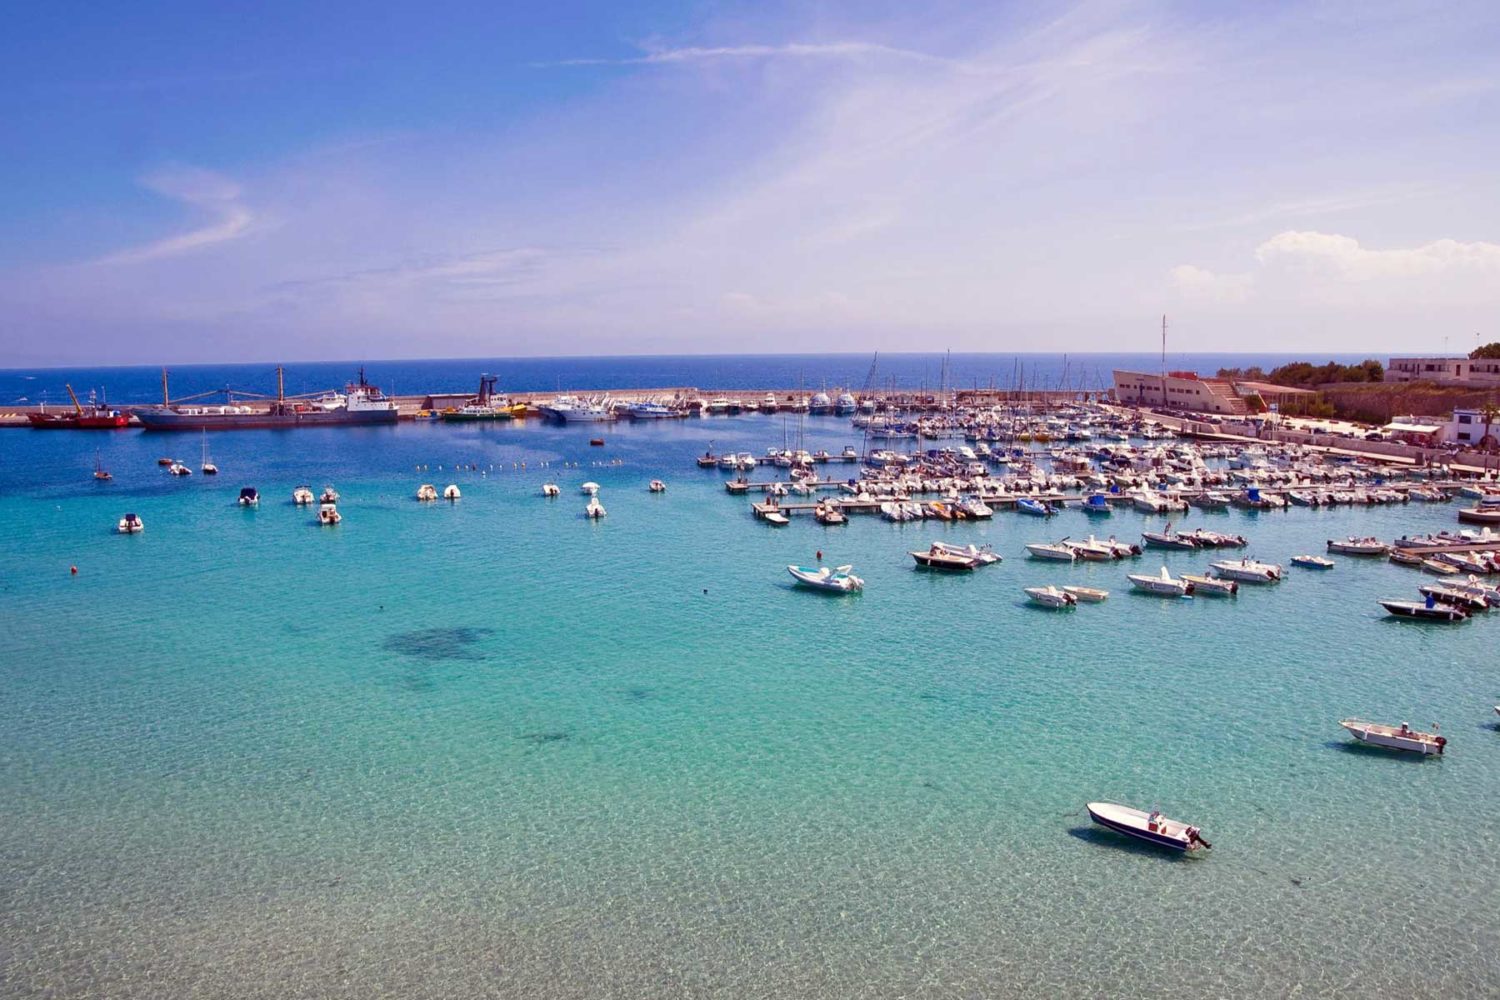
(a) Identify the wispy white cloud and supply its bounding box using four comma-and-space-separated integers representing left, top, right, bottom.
1169, 263, 1252, 303
97, 167, 254, 265
1254, 230, 1500, 281
545, 40, 956, 69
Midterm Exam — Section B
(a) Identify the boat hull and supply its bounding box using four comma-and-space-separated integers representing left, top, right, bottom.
28, 412, 131, 429
133, 408, 397, 431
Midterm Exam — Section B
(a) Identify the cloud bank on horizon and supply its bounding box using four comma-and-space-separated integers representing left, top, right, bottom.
0, 0, 1497, 364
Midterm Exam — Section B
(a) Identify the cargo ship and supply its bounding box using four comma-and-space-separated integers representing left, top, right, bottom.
27, 385, 131, 429
131, 368, 399, 432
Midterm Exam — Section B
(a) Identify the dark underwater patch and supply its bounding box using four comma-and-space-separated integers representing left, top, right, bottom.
382, 626, 495, 661
520, 731, 572, 745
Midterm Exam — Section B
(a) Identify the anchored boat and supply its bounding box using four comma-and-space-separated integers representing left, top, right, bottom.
1128, 566, 1193, 597
1339, 719, 1446, 755
1024, 585, 1077, 608
788, 564, 864, 592
1087, 802, 1210, 853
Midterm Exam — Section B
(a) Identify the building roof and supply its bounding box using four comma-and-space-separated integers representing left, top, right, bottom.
1383, 422, 1442, 434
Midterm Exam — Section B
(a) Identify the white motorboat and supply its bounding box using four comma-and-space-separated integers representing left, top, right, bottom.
116, 513, 144, 534
930, 541, 1001, 565
1062, 585, 1109, 602
1457, 505, 1500, 525
1417, 584, 1490, 612
762, 511, 790, 526
788, 564, 864, 592
1065, 538, 1116, 561
541, 483, 560, 497
1181, 573, 1237, 596
416, 483, 438, 501
1327, 536, 1389, 555
580, 481, 600, 495
585, 498, 607, 519
1209, 558, 1282, 583
1379, 598, 1467, 621
1087, 802, 1210, 853
443, 484, 461, 501
1339, 719, 1446, 755
1128, 566, 1192, 596
1024, 585, 1077, 608
815, 502, 848, 526
649, 479, 666, 493
1189, 491, 1232, 509
292, 485, 315, 505
1025, 541, 1076, 562
237, 486, 259, 507
167, 461, 192, 476
912, 545, 980, 570
317, 501, 341, 525
1142, 528, 1198, 550
319, 487, 339, 503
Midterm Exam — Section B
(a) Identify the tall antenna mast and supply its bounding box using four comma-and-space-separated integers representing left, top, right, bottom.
1161, 314, 1167, 374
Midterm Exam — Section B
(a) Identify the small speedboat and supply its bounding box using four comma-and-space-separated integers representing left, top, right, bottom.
585, 498, 607, 519
930, 541, 1001, 565
649, 479, 666, 493
1065, 538, 1115, 562
1189, 491, 1231, 509
1082, 494, 1112, 516
1024, 585, 1077, 608
416, 484, 438, 501
1128, 566, 1192, 596
1181, 573, 1237, 597
1327, 536, 1389, 555
815, 503, 848, 526
580, 481, 600, 495
788, 564, 864, 592
320, 487, 340, 503
1417, 584, 1490, 612
1209, 558, 1282, 583
1142, 528, 1198, 550
237, 486, 259, 507
443, 484, 461, 501
116, 513, 144, 534
1420, 559, 1460, 576
541, 483, 560, 497
912, 545, 980, 570
1062, 585, 1109, 602
1291, 555, 1334, 570
317, 501, 341, 525
762, 511, 790, 526
167, 462, 192, 476
1378, 598, 1466, 621
1087, 802, 1210, 853
292, 485, 315, 505
1339, 719, 1446, 755
1025, 541, 1076, 562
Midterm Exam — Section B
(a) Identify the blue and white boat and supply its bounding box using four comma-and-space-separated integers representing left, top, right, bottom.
808, 392, 833, 415
1016, 498, 1054, 517
1083, 494, 1112, 516
834, 392, 857, 415
1088, 802, 1210, 853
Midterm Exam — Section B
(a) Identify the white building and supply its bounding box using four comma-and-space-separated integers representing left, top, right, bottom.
1444, 408, 1498, 448
1387, 357, 1500, 387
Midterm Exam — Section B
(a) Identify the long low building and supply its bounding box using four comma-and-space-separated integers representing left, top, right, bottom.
1387, 356, 1500, 387
1111, 370, 1312, 416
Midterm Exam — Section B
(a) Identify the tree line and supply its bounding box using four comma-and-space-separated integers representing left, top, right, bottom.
1215, 359, 1384, 386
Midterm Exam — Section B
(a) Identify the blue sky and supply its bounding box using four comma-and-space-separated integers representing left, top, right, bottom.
2, 0, 1498, 364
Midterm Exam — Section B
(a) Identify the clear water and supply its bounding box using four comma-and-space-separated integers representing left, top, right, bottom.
2, 416, 1498, 998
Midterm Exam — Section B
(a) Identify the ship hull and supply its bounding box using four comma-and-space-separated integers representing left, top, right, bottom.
27, 413, 131, 429
132, 408, 398, 431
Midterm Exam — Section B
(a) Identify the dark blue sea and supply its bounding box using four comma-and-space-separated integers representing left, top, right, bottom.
0, 351, 1379, 406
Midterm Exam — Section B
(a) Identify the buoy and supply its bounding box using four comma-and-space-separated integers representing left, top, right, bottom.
70, 565, 78, 575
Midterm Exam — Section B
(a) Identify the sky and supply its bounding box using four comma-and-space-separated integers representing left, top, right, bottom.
1, 0, 1498, 365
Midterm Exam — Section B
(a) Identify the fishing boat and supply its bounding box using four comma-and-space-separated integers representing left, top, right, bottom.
1291, 555, 1335, 570
1087, 802, 1211, 853
443, 484, 461, 501
1024, 585, 1077, 608
1062, 585, 1109, 602
317, 501, 341, 525
1128, 566, 1193, 596
1378, 598, 1466, 621
416, 484, 438, 501
930, 541, 1001, 565
440, 375, 513, 421
292, 485, 315, 505
539, 395, 613, 422
237, 486, 259, 507
1338, 719, 1446, 755
649, 479, 666, 493
911, 545, 981, 570
116, 513, 144, 534
1181, 573, 1238, 597
1025, 541, 1076, 562
26, 384, 131, 429
1209, 558, 1282, 583
787, 564, 863, 592
541, 483, 560, 497
1327, 536, 1389, 555
93, 451, 112, 482
585, 497, 607, 519
1016, 498, 1054, 517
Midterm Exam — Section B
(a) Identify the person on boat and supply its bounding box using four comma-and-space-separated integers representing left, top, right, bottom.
1399, 722, 1411, 736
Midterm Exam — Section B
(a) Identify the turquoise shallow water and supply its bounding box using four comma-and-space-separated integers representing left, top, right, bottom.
2, 417, 1499, 998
